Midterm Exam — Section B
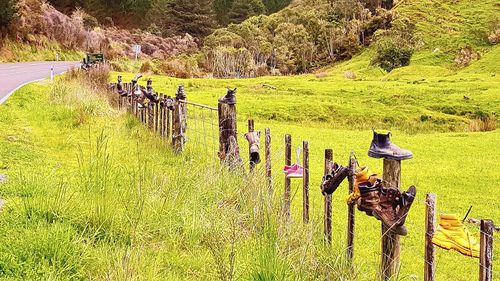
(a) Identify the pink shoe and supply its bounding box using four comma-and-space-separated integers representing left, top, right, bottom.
283, 164, 304, 178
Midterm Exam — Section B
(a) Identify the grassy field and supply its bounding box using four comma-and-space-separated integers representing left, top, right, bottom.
0, 58, 498, 280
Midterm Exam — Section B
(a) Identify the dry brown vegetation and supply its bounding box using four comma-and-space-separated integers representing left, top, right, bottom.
7, 0, 198, 60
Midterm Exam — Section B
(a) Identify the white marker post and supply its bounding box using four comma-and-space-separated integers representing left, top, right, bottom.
133, 44, 141, 61
50, 66, 54, 81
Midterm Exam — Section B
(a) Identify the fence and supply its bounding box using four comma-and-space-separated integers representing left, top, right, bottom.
107, 77, 496, 281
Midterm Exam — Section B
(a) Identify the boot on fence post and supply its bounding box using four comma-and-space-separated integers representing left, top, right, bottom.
218, 88, 241, 168
172, 86, 187, 152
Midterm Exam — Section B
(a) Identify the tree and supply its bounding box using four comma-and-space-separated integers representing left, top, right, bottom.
228, 0, 266, 24
262, 0, 291, 14
0, 0, 16, 28
158, 0, 217, 38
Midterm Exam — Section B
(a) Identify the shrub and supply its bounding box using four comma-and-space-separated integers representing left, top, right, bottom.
454, 46, 480, 67
469, 118, 496, 132
371, 38, 413, 72
371, 17, 417, 72
82, 14, 99, 31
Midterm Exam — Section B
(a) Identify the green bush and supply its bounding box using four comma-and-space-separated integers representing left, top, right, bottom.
82, 14, 99, 31
370, 17, 418, 72
0, 0, 16, 28
371, 38, 413, 72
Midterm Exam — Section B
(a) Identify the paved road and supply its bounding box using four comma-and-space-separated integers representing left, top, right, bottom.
0, 61, 80, 105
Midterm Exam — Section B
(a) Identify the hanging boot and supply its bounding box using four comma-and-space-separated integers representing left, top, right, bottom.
396, 185, 416, 226
356, 182, 381, 216
321, 165, 349, 195
375, 186, 408, 236
432, 214, 480, 258
219, 88, 237, 105
245, 131, 261, 164
368, 130, 413, 160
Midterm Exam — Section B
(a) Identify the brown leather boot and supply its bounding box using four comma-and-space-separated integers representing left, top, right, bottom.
374, 187, 408, 236
356, 183, 381, 216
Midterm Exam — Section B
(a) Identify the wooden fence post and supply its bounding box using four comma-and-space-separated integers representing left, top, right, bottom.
424, 193, 436, 281
283, 134, 292, 219
346, 154, 356, 261
218, 100, 240, 166
479, 219, 494, 281
303, 141, 309, 224
148, 103, 154, 130
248, 119, 255, 171
155, 97, 159, 132
324, 149, 333, 244
265, 128, 272, 194
381, 159, 401, 281
166, 95, 172, 139
172, 90, 187, 152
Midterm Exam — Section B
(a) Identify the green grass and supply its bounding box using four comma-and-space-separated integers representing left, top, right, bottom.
0, 38, 83, 63
0, 59, 498, 280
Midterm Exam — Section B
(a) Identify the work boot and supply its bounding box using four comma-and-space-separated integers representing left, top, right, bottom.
176, 86, 186, 100
432, 214, 480, 258
219, 88, 237, 105
245, 131, 261, 164
321, 165, 349, 195
375, 186, 408, 236
397, 185, 416, 226
356, 182, 380, 216
368, 130, 413, 160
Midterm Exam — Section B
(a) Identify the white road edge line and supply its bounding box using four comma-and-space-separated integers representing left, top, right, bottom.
0, 70, 71, 105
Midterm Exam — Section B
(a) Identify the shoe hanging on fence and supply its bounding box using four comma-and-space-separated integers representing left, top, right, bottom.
368, 130, 413, 160
346, 166, 379, 204
219, 88, 237, 105
321, 164, 349, 195
432, 213, 480, 258
245, 131, 261, 164
283, 147, 304, 178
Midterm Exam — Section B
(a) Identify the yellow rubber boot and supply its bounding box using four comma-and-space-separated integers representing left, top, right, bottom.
346, 166, 379, 204
432, 214, 480, 258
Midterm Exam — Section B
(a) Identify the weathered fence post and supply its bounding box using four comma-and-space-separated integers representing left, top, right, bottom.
218, 98, 240, 166
172, 87, 187, 152
303, 141, 309, 224
148, 103, 154, 129
166, 96, 172, 139
283, 134, 292, 219
381, 159, 401, 281
155, 96, 159, 132
248, 119, 255, 171
424, 193, 436, 281
265, 128, 272, 193
346, 154, 356, 262
159, 95, 165, 137
479, 220, 494, 281
324, 149, 333, 244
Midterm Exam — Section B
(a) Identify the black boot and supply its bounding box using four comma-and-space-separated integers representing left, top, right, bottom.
176, 86, 186, 100
219, 88, 237, 105
321, 165, 349, 195
368, 130, 413, 160
396, 185, 416, 226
